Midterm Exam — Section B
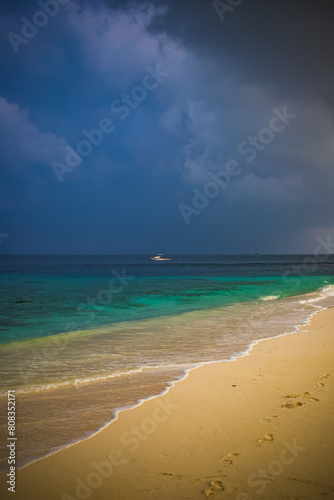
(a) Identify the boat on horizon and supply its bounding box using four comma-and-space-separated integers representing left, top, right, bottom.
150, 254, 171, 261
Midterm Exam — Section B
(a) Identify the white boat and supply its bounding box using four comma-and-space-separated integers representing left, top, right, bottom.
150, 254, 171, 261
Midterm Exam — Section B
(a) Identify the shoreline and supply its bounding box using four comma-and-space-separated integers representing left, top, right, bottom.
2, 301, 325, 472
1, 305, 333, 499
0, 302, 329, 473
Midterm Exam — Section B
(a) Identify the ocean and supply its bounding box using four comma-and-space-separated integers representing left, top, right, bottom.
0, 254, 334, 470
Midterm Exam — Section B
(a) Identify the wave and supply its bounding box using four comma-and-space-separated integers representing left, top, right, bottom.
0, 367, 147, 397
2, 282, 334, 399
299, 284, 334, 305
9, 298, 333, 473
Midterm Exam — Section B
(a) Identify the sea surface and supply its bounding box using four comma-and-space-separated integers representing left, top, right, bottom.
0, 254, 334, 470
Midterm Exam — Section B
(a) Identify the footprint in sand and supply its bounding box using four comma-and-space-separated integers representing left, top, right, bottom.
281, 391, 319, 409
256, 433, 274, 446
220, 453, 239, 466
204, 480, 224, 497
287, 392, 319, 401
314, 374, 330, 388
163, 472, 185, 479
281, 401, 305, 409
307, 396, 320, 402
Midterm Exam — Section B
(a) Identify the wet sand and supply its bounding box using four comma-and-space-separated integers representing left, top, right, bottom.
1, 307, 333, 499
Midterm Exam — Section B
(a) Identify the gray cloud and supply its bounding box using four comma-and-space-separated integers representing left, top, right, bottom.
0, 97, 68, 178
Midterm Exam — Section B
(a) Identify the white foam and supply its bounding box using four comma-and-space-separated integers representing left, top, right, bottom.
7, 283, 334, 472
14, 297, 332, 473
0, 367, 146, 397
299, 284, 334, 305
261, 295, 279, 301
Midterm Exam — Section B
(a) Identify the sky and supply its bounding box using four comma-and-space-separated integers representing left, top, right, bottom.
0, 0, 333, 254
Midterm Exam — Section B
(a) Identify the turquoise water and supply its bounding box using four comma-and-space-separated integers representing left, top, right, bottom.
0, 254, 334, 469
1, 254, 334, 344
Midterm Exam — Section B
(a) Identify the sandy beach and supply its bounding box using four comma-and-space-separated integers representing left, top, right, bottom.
1, 306, 333, 500
2, 0, 334, 498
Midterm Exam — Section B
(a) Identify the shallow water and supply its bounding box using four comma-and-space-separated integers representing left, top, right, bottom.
0, 255, 334, 469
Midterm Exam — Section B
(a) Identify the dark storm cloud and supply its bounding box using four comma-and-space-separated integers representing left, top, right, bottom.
0, 0, 333, 253
140, 0, 334, 105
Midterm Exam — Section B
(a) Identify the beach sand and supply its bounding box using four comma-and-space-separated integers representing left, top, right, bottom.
1, 307, 333, 499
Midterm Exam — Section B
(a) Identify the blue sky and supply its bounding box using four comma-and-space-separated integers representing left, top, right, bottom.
0, 0, 333, 254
